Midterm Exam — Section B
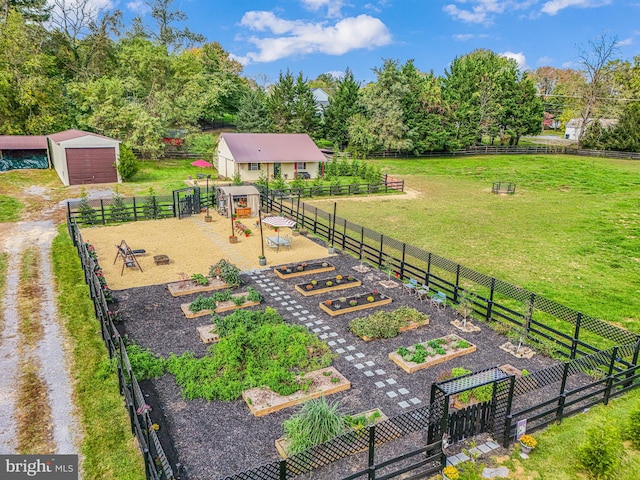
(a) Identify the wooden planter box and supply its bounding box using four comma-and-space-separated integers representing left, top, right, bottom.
359, 318, 430, 342
389, 334, 476, 373
167, 277, 228, 297
275, 408, 389, 458
274, 262, 336, 279
294, 277, 361, 297
242, 367, 350, 417
319, 293, 392, 317
181, 292, 261, 318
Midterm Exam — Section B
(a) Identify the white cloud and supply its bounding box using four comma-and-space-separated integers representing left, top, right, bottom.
617, 37, 633, 47
443, 1, 538, 24
500, 51, 527, 70
541, 0, 611, 16
126, 0, 149, 14
537, 55, 554, 64
453, 33, 489, 41
301, 0, 345, 18
325, 70, 345, 79
239, 12, 392, 63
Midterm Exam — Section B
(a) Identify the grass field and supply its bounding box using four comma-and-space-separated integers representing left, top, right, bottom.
309, 155, 640, 333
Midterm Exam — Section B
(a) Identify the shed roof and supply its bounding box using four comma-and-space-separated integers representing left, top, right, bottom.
48, 129, 116, 143
217, 185, 260, 196
221, 133, 327, 164
0, 136, 48, 150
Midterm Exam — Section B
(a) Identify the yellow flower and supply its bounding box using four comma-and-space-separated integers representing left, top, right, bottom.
519, 434, 537, 448
442, 465, 459, 479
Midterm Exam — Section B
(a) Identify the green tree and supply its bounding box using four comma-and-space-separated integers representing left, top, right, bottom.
236, 87, 272, 132
323, 68, 361, 150
109, 189, 131, 223
267, 70, 320, 135
117, 143, 139, 181
133, 0, 204, 51
1, 0, 50, 22
0, 10, 68, 134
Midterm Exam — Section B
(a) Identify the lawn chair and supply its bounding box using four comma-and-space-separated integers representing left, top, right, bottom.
266, 238, 278, 251
431, 291, 447, 310
282, 235, 292, 250
416, 283, 430, 302
403, 278, 418, 295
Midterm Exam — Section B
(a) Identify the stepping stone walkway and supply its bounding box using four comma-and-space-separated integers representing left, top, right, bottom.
446, 440, 501, 467
245, 270, 423, 411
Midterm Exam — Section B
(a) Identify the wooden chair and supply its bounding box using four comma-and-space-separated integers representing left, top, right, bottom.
403, 278, 418, 295
416, 284, 430, 302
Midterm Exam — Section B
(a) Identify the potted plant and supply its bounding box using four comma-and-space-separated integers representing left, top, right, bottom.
519, 434, 537, 454
292, 227, 300, 236
229, 235, 238, 244
442, 465, 459, 480
244, 228, 252, 237
258, 255, 267, 266
204, 207, 212, 222
328, 245, 336, 254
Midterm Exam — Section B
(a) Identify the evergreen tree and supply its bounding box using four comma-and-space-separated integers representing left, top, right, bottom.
236, 88, 272, 132
109, 189, 131, 223
117, 143, 139, 181
323, 68, 361, 150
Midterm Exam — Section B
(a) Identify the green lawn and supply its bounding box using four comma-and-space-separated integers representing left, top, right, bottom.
117, 158, 215, 196
310, 155, 640, 333
0, 195, 23, 222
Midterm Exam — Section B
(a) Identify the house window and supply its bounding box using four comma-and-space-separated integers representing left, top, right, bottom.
249, 163, 260, 171
296, 162, 307, 170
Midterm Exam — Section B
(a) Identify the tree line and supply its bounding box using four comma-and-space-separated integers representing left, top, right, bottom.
2, 1, 639, 156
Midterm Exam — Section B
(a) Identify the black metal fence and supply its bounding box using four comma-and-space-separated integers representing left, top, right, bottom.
64, 188, 640, 480
68, 220, 174, 480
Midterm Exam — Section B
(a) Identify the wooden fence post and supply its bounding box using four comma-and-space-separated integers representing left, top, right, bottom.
368, 425, 376, 480
100, 199, 106, 225
400, 243, 406, 280
486, 278, 495, 322
454, 264, 461, 303
556, 362, 570, 423
604, 347, 619, 405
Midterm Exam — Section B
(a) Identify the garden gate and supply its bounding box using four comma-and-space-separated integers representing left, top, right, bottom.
173, 187, 200, 218
428, 367, 515, 445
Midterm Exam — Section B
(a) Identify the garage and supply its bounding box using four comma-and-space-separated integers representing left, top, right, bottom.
48, 129, 121, 186
66, 147, 117, 184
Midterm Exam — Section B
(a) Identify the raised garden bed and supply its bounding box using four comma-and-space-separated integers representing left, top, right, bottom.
275, 408, 389, 459
360, 318, 429, 341
389, 334, 476, 373
349, 307, 430, 341
274, 262, 335, 279
181, 291, 261, 318
241, 367, 350, 417
319, 291, 392, 316
294, 274, 361, 296
167, 277, 228, 297
500, 342, 536, 359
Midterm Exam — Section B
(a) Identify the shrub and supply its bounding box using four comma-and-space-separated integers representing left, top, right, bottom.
109, 190, 132, 222
212, 307, 282, 338
77, 189, 98, 225
577, 420, 623, 479
627, 406, 640, 449
125, 343, 166, 381
190, 273, 209, 286
209, 259, 241, 287
283, 397, 344, 455
117, 143, 139, 181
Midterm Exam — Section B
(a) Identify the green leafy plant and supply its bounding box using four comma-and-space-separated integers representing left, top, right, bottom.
189, 294, 217, 313
109, 189, 132, 222
577, 420, 623, 479
142, 187, 161, 220
117, 143, 139, 181
349, 307, 429, 340
125, 342, 166, 381
247, 286, 262, 303
167, 322, 334, 401
212, 307, 282, 338
209, 259, 241, 287
77, 189, 98, 225
190, 273, 209, 286
232, 295, 246, 306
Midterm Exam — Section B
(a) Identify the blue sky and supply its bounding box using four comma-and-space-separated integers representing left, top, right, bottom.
108, 1, 639, 84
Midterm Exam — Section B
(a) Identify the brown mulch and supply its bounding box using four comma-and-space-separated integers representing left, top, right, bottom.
109, 248, 590, 480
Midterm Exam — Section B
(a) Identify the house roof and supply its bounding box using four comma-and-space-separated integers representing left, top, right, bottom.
221, 133, 327, 164
0, 136, 48, 150
48, 129, 115, 143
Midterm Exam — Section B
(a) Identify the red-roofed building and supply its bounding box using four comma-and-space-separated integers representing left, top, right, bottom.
216, 133, 327, 182
1, 129, 121, 185
0, 136, 49, 171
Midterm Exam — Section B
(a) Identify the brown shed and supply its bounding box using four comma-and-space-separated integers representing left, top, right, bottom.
48, 129, 121, 186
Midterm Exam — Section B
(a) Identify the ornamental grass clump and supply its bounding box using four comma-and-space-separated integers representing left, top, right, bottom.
349, 307, 429, 340
283, 397, 345, 455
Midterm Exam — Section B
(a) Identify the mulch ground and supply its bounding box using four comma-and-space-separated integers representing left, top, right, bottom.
112, 247, 591, 480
